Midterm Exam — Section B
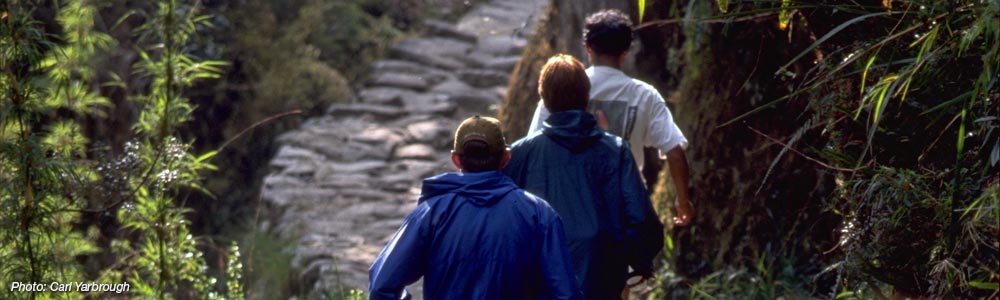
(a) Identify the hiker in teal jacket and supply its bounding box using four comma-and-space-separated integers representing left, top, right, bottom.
503, 55, 664, 300
369, 116, 581, 300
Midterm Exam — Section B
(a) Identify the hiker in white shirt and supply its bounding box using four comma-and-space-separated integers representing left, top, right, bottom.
528, 9, 694, 227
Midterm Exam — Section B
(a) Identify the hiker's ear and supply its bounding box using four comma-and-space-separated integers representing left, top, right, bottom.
498, 149, 511, 170
451, 151, 463, 171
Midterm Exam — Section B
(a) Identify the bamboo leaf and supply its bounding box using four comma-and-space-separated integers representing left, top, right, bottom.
872, 75, 897, 124
195, 150, 217, 163
860, 53, 877, 98
921, 90, 973, 115
957, 108, 967, 159
778, 0, 792, 30
968, 281, 999, 290
991, 141, 999, 167
638, 0, 646, 23
776, 11, 896, 76
717, 0, 729, 13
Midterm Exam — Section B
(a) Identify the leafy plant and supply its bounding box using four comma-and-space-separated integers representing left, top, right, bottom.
3, 0, 245, 299
99, 0, 241, 299
638, 0, 998, 298
1, 1, 109, 298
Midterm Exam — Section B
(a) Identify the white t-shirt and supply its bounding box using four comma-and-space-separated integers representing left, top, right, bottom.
528, 65, 687, 168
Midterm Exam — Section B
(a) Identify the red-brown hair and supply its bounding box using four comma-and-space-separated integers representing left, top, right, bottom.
538, 54, 590, 112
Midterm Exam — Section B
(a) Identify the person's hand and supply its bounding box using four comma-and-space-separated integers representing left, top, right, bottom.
673, 196, 694, 226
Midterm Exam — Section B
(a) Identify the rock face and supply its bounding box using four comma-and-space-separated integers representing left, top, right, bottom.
259, 0, 546, 299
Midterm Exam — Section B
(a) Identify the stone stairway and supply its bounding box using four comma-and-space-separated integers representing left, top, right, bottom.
259, 1, 547, 299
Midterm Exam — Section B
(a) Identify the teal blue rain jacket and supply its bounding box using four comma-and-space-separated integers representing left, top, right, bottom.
368, 171, 582, 300
503, 110, 664, 300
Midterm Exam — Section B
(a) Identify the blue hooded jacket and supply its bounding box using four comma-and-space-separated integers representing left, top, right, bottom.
368, 171, 582, 300
503, 110, 664, 300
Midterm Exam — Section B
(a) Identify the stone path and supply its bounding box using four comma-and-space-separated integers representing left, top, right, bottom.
259, 1, 546, 299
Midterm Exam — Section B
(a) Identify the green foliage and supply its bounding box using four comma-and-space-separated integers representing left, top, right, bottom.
740, 0, 1000, 298
3, 1, 245, 299
232, 0, 395, 116
640, 0, 998, 298
645, 256, 813, 300
226, 242, 245, 300
242, 227, 293, 299
103, 1, 243, 299
326, 288, 367, 300
1, 1, 108, 299
798, 1, 998, 298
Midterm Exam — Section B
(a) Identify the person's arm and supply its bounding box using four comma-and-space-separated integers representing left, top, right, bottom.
643, 89, 693, 227
539, 210, 583, 300
368, 204, 431, 300
666, 146, 694, 226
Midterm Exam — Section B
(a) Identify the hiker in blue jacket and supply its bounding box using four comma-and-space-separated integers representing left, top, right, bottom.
503, 54, 664, 300
369, 116, 582, 300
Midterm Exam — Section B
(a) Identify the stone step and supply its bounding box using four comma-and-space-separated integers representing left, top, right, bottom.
457, 2, 538, 36
458, 53, 522, 72
367, 72, 433, 91
483, 55, 522, 72
393, 144, 439, 160
405, 119, 454, 145
390, 37, 472, 70
327, 103, 408, 120
322, 160, 390, 174
476, 35, 527, 56
457, 68, 511, 87
270, 145, 325, 168
422, 19, 478, 43
390, 46, 466, 70
358, 87, 418, 106
371, 60, 449, 79
395, 36, 474, 58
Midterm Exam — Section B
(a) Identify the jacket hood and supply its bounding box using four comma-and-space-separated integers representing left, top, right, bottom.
542, 110, 604, 153
418, 171, 517, 206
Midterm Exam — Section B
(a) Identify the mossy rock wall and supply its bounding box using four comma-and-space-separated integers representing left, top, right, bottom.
502, 0, 842, 278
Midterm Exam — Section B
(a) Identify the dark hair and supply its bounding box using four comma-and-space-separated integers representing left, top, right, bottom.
584, 9, 633, 55
538, 54, 590, 112
458, 140, 503, 172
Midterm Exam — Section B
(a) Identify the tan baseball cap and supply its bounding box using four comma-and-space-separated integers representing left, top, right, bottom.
453, 115, 506, 155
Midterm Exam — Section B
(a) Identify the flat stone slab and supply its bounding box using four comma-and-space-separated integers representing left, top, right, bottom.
483, 55, 522, 72
395, 37, 474, 58
456, 0, 545, 38
476, 35, 527, 56
391, 46, 466, 70
327, 103, 408, 120
423, 19, 478, 43
393, 144, 438, 160
457, 68, 510, 87
372, 59, 430, 75
358, 87, 417, 106
323, 160, 389, 174
309, 139, 391, 161
351, 127, 406, 149
368, 72, 432, 91
406, 120, 453, 144
271, 145, 325, 168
